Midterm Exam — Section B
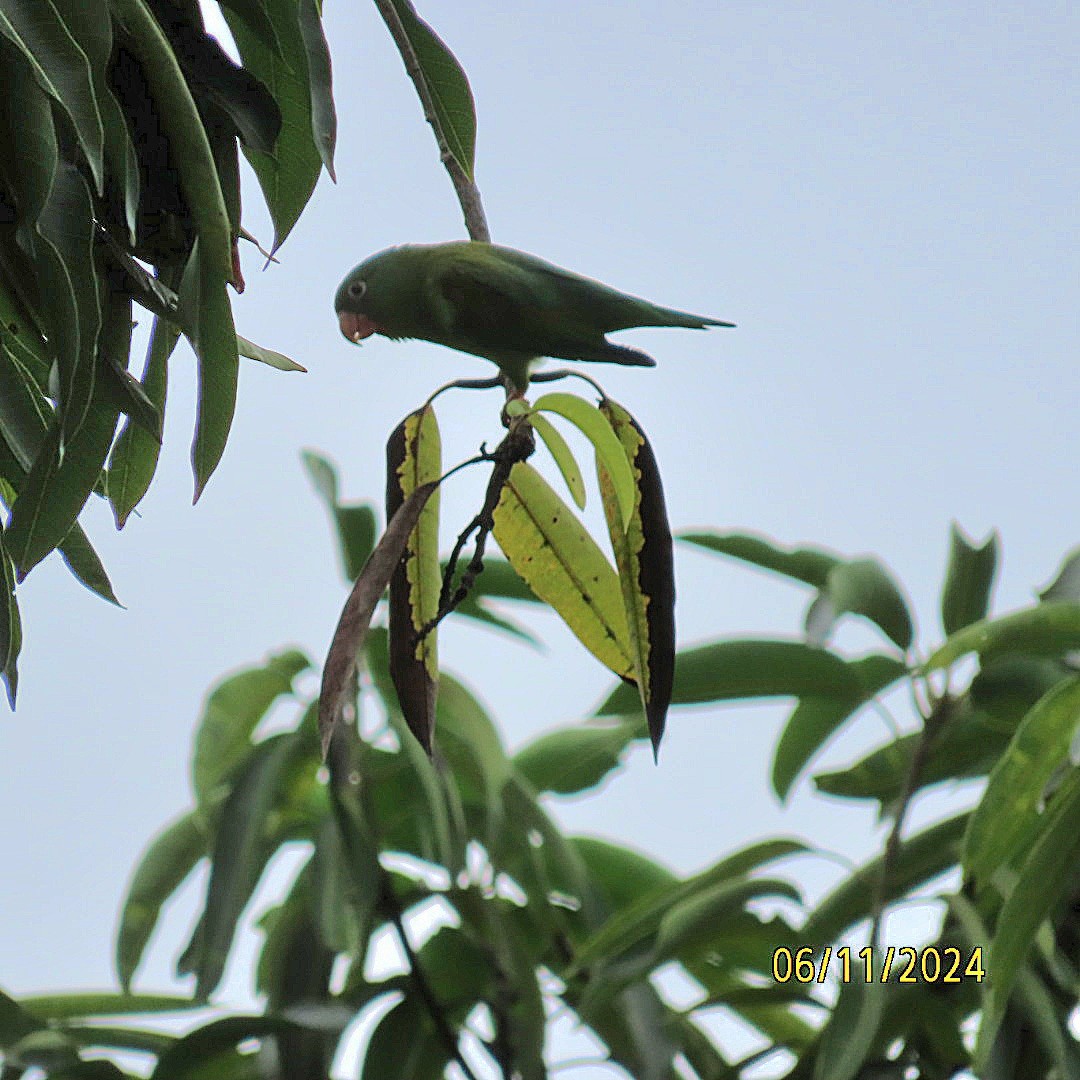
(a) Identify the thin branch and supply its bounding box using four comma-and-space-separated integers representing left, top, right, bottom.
372, 0, 491, 242
326, 736, 482, 1080
868, 695, 955, 947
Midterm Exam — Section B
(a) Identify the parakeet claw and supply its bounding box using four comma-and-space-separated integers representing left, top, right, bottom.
338, 311, 378, 343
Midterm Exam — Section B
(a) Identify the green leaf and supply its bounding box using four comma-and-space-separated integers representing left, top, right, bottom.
386, 406, 442, 752
528, 410, 585, 510
57, 524, 121, 606
297, 0, 336, 181
6, 296, 126, 579
941, 522, 999, 635
980, 767, 1080, 1057
31, 160, 101, 439
108, 314, 179, 528
572, 839, 807, 973
513, 722, 637, 796
571, 836, 677, 913
224, 0, 324, 251
813, 979, 886, 1080
772, 654, 908, 800
806, 557, 914, 651
0, 985, 43, 1047
180, 241, 240, 501
360, 997, 448, 1080
20, 993, 197, 1021
1039, 545, 1080, 603
679, 529, 839, 588
598, 398, 676, 757
964, 675, 1080, 885
191, 648, 311, 811
237, 334, 306, 372
599, 639, 863, 716
181, 732, 306, 998
0, 0, 105, 192
382, 0, 477, 179
812, 706, 1003, 807
313, 809, 377, 956
151, 1015, 311, 1080
111, 0, 233, 283
926, 601, 1080, 670
493, 462, 634, 681
115, 813, 207, 991
532, 392, 635, 529
0, 347, 52, 472
803, 813, 968, 943
300, 449, 378, 581
0, 529, 20, 707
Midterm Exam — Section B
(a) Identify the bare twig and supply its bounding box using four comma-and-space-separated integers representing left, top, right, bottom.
372, 0, 491, 242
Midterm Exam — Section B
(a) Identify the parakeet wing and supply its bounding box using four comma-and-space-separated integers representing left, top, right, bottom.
428, 250, 655, 366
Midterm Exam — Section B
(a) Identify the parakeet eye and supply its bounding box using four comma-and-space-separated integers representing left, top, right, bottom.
347, 280, 367, 298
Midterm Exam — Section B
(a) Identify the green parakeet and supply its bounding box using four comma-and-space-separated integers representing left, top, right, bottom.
335, 241, 733, 391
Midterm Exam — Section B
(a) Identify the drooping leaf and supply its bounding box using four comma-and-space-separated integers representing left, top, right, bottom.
319, 482, 438, 756
108, 313, 179, 528
178, 240, 239, 501
0, 529, 20, 707
386, 406, 442, 752
297, 0, 336, 181
964, 675, 1080, 885
926, 601, 1080, 670
115, 812, 207, 991
940, 522, 999, 635
513, 721, 638, 796
191, 648, 311, 812
527, 409, 585, 510
6, 293, 126, 578
381, 0, 477, 179
679, 529, 839, 588
0, 0, 105, 192
57, 523, 121, 606
493, 462, 634, 680
222, 0, 325, 251
599, 639, 863, 716
30, 160, 101, 439
597, 398, 675, 756
532, 392, 635, 528
0, 346, 51, 472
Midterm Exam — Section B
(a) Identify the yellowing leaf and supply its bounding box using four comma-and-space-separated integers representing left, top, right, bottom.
493, 463, 633, 680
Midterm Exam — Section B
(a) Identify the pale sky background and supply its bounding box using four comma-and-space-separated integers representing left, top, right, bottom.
2, 0, 1077, 1069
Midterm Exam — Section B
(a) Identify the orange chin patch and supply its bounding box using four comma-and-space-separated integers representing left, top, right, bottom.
338, 311, 379, 343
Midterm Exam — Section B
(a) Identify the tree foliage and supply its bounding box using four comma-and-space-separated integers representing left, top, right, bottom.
0, 0, 334, 702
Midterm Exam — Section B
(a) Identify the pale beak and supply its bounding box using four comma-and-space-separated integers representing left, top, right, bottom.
338, 311, 379, 343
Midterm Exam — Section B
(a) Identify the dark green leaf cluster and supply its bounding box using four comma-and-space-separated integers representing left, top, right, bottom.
0, 0, 335, 705
3, 465, 1080, 1076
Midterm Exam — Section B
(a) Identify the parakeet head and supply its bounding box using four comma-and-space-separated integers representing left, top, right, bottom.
334, 245, 423, 344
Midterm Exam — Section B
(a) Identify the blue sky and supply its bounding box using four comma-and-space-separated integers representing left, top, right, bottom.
2, 0, 1076, 1065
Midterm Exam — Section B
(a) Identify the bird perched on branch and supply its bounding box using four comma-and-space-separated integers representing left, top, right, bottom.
335, 241, 733, 392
